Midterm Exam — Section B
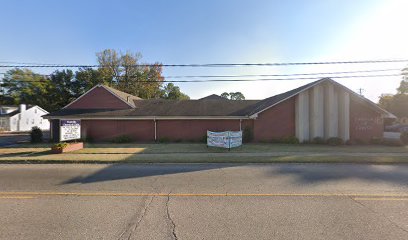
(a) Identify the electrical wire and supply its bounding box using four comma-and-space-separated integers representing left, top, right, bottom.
0, 68, 402, 78
1, 73, 401, 84
0, 59, 408, 68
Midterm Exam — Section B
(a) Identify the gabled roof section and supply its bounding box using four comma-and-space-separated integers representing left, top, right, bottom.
48, 78, 395, 119
199, 94, 226, 100
327, 79, 396, 118
63, 84, 141, 109
0, 105, 47, 117
241, 78, 395, 118
238, 79, 326, 116
103, 85, 142, 107
47, 99, 260, 119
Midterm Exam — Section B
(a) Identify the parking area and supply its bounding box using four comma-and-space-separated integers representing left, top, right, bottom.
0, 131, 49, 146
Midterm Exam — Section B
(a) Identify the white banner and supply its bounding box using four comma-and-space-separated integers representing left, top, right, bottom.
207, 131, 242, 149
229, 131, 243, 148
60, 120, 81, 141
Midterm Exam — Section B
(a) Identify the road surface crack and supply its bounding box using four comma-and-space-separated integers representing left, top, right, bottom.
348, 196, 408, 234
166, 194, 178, 240
217, 167, 228, 194
118, 196, 154, 240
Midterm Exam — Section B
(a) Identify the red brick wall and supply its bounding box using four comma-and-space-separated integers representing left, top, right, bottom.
350, 98, 383, 141
253, 97, 296, 142
81, 120, 154, 142
157, 119, 252, 141
66, 86, 131, 109
80, 119, 253, 142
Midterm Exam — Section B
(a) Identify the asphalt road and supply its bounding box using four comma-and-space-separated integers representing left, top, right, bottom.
0, 163, 407, 239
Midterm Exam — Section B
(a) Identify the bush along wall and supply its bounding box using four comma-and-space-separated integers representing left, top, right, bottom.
30, 127, 43, 143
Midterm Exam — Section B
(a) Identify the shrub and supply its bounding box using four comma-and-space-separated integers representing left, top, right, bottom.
243, 126, 253, 143
112, 135, 132, 143
369, 137, 383, 145
400, 132, 408, 145
52, 142, 68, 150
312, 137, 325, 144
201, 135, 208, 143
326, 137, 344, 146
271, 136, 299, 144
80, 136, 94, 143
158, 137, 170, 143
85, 136, 94, 143
30, 126, 43, 143
383, 138, 404, 146
283, 136, 300, 144
354, 138, 367, 145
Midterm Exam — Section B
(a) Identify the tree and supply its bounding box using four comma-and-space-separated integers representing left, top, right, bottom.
75, 67, 105, 93
220, 92, 230, 99
96, 49, 165, 98
0, 68, 54, 110
0, 49, 190, 111
378, 69, 408, 118
220, 92, 245, 100
397, 66, 408, 94
47, 70, 81, 111
161, 83, 190, 100
229, 92, 245, 100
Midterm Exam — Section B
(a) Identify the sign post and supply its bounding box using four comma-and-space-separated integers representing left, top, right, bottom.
59, 120, 81, 142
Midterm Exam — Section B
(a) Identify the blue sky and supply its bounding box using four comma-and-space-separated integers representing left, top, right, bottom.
1, 0, 407, 101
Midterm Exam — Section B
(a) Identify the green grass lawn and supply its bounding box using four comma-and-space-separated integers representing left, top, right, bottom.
1, 143, 408, 163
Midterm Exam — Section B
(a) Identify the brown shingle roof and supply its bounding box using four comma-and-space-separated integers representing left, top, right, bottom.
47, 99, 260, 118
198, 94, 226, 100
46, 78, 395, 119
103, 85, 142, 107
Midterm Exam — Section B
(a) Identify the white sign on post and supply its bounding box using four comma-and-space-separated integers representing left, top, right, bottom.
60, 120, 81, 142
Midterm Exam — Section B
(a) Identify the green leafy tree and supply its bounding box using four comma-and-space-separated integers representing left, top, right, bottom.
48, 70, 83, 110
75, 67, 105, 93
229, 92, 245, 100
378, 68, 408, 118
96, 49, 166, 98
0, 49, 190, 111
221, 92, 245, 100
0, 68, 54, 110
161, 83, 190, 100
220, 92, 230, 99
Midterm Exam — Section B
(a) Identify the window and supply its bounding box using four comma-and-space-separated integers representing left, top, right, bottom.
32, 119, 35, 124
35, 109, 37, 114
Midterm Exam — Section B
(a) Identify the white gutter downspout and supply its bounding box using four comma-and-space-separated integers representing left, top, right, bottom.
154, 117, 157, 142
239, 119, 242, 131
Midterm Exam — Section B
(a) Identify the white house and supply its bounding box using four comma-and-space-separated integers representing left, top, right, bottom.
0, 104, 50, 132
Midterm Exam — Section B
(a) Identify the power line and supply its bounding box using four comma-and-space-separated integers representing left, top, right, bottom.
3, 74, 401, 83
165, 68, 401, 78
0, 68, 402, 78
0, 59, 408, 68
0, 61, 65, 65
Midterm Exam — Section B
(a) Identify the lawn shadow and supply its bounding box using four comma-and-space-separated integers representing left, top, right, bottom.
269, 164, 408, 186
0, 151, 34, 157
62, 163, 239, 184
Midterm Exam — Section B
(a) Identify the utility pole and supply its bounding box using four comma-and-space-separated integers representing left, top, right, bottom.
357, 88, 364, 96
